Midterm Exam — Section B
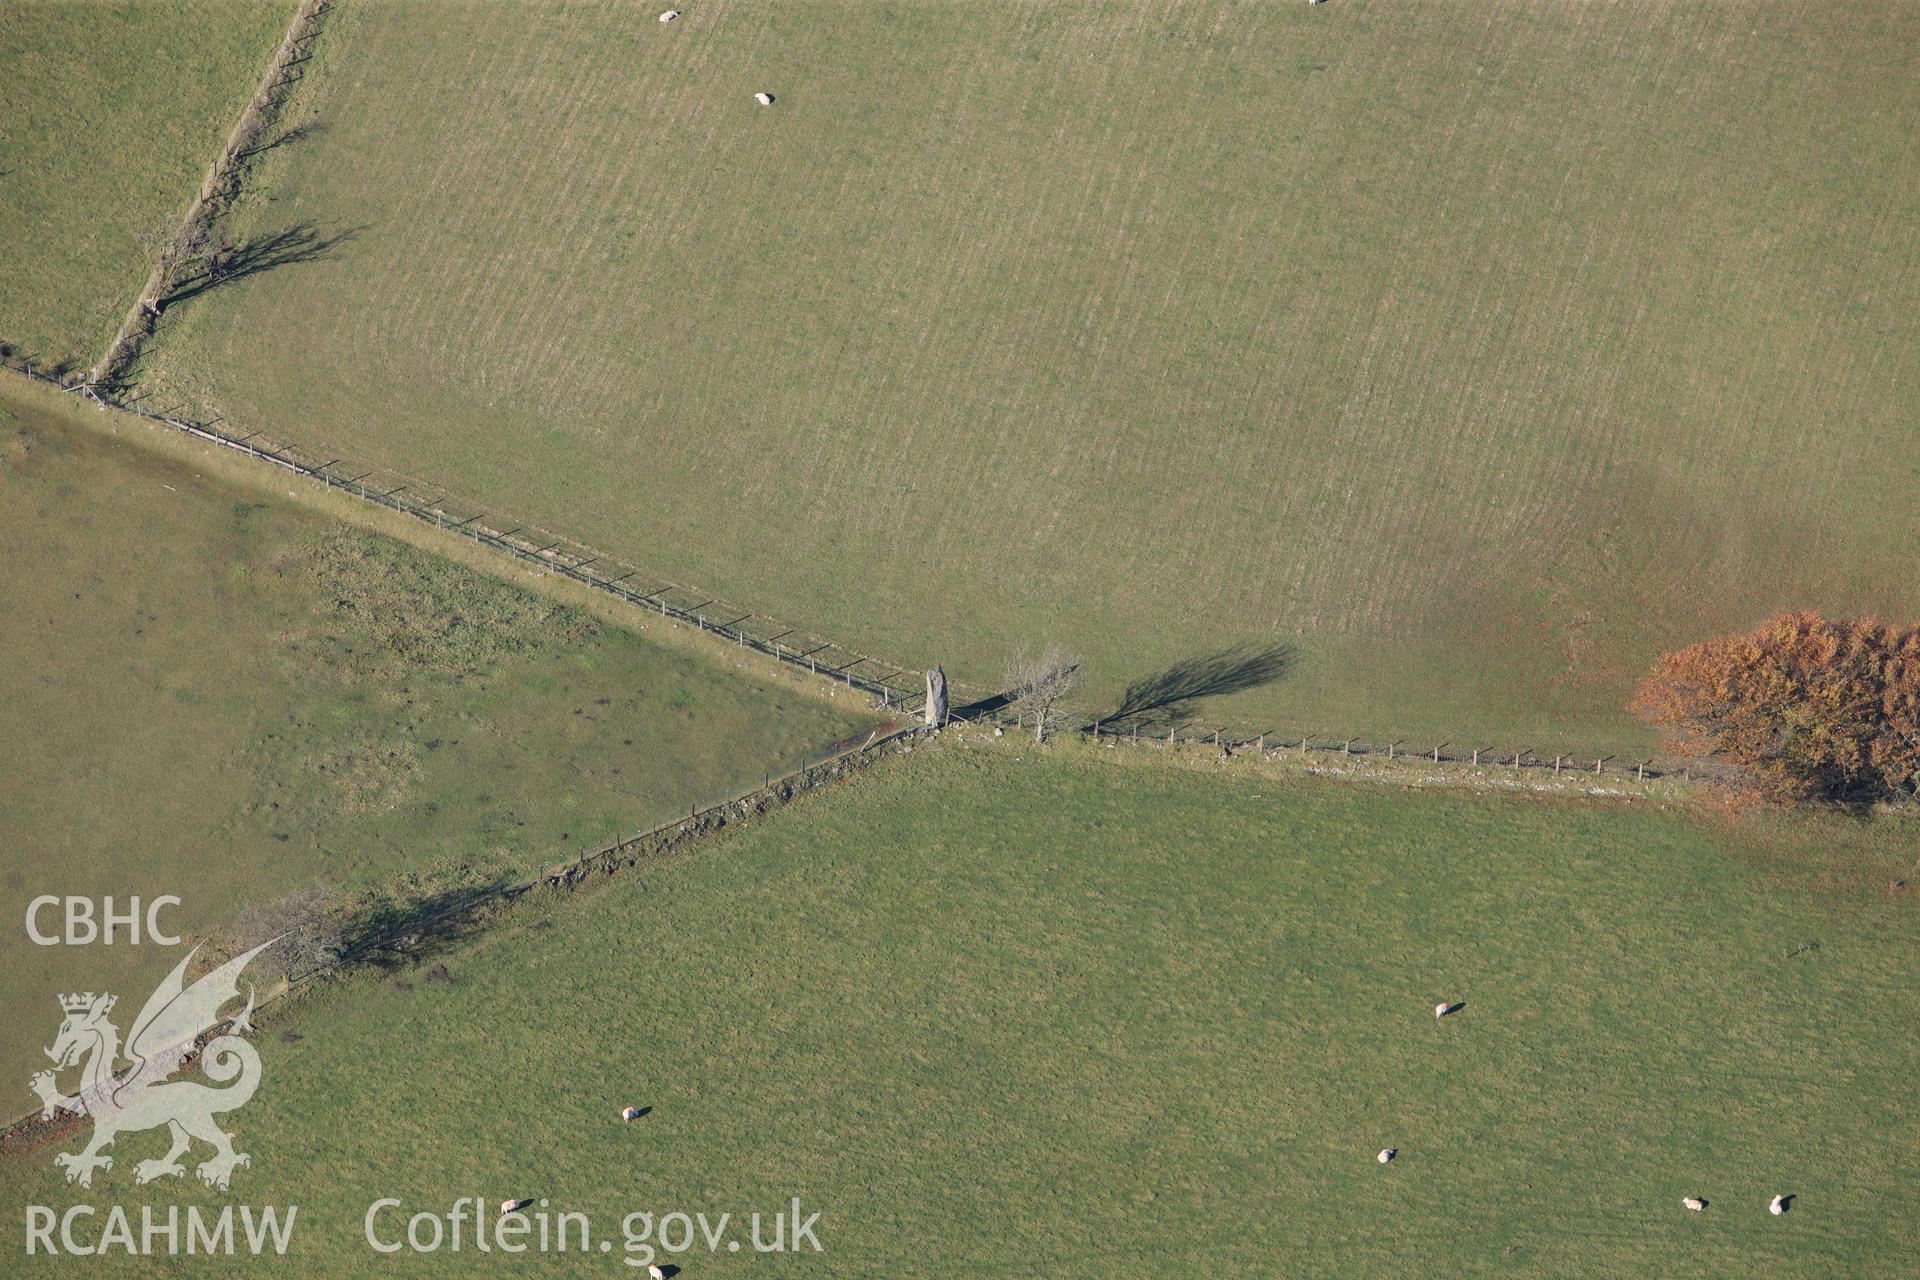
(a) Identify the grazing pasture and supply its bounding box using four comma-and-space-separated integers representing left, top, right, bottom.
0, 375, 872, 1093
135, 0, 1920, 754
0, 1, 286, 368
4, 744, 1912, 1275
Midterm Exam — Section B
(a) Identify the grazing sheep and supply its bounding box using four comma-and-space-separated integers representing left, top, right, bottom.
649, 1266, 668, 1280
500, 1198, 527, 1214
1377, 1148, 1396, 1164
754, 91, 775, 106
1770, 1194, 1790, 1215
1682, 1196, 1706, 1212
659, 10, 679, 21
1435, 1000, 1462, 1019
622, 1105, 644, 1120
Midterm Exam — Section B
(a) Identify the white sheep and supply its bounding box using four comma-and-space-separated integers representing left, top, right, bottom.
622, 1105, 644, 1120
1377, 1148, 1396, 1164
500, 1198, 527, 1214
1770, 1194, 1790, 1215
754, 91, 775, 106
1435, 1000, 1462, 1019
649, 1266, 668, 1280
659, 10, 679, 21
1682, 1196, 1706, 1212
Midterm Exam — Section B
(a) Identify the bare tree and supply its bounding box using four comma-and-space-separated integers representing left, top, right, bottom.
135, 219, 215, 314
1005, 643, 1080, 742
232, 885, 345, 986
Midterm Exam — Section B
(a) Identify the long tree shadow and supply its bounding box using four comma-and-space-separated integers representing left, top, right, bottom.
1097, 642, 1297, 732
162, 222, 360, 308
238, 119, 327, 162
336, 877, 513, 972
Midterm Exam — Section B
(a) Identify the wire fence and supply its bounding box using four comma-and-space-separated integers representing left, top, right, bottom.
325, 718, 925, 968
931, 694, 1675, 783
1067, 719, 1673, 781
4, 357, 936, 717
0, 717, 930, 1144
0, 356, 1696, 1146
7, 356, 1684, 788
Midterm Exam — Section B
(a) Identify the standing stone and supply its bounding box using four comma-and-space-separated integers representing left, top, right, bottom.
924, 666, 948, 727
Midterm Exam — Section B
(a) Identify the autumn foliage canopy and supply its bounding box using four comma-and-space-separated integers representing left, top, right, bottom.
1633, 612, 1920, 805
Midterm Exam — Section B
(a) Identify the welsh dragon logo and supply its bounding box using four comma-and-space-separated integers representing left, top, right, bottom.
29, 940, 275, 1191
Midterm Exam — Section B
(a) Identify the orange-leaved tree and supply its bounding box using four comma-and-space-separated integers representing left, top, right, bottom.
1633, 611, 1920, 805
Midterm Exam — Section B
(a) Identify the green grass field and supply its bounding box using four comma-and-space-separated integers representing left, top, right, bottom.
5, 744, 1912, 1275
0, 1, 288, 370
0, 375, 873, 1092
134, 0, 1920, 754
